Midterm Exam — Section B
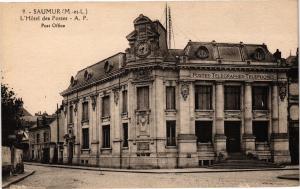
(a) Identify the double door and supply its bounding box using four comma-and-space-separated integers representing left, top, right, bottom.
225, 122, 241, 153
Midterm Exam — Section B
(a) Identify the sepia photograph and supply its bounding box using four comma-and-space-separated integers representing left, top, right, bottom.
0, 0, 299, 188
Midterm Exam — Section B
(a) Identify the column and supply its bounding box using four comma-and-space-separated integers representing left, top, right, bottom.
272, 83, 279, 134
271, 82, 291, 163
177, 81, 197, 168
214, 81, 227, 159
243, 82, 256, 154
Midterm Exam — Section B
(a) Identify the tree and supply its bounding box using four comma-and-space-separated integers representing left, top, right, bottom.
1, 84, 24, 146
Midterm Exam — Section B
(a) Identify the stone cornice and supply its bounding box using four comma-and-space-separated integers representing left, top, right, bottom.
179, 64, 289, 72
61, 64, 178, 96
61, 62, 289, 96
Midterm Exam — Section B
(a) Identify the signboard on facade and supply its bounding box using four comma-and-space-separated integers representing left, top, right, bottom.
190, 72, 277, 81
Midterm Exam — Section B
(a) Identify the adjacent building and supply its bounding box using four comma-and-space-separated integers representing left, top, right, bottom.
28, 111, 64, 164
60, 14, 292, 168
287, 50, 299, 164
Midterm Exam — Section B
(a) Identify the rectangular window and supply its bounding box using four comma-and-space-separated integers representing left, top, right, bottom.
102, 125, 110, 148
123, 123, 128, 147
122, 90, 128, 113
195, 121, 212, 143
102, 96, 110, 117
195, 86, 212, 110
253, 87, 268, 110
137, 86, 149, 110
69, 105, 73, 124
82, 128, 89, 149
166, 86, 176, 110
253, 121, 269, 142
82, 102, 89, 122
225, 86, 241, 110
43, 132, 48, 142
166, 121, 176, 146
36, 133, 40, 143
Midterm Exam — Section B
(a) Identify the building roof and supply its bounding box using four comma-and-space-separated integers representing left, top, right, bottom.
183, 41, 275, 62
61, 15, 283, 97
286, 55, 298, 66
21, 107, 32, 116
61, 52, 125, 96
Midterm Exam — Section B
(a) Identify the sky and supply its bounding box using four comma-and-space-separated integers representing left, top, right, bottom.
0, 0, 298, 115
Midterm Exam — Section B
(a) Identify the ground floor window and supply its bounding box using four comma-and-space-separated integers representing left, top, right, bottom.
253, 121, 269, 142
123, 123, 128, 147
166, 121, 176, 146
195, 121, 212, 143
82, 128, 89, 149
102, 125, 110, 148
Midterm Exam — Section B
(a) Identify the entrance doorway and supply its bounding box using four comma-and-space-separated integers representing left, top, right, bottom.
42, 148, 50, 163
68, 142, 73, 164
225, 122, 241, 153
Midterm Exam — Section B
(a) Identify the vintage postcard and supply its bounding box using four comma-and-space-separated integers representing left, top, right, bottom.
1, 1, 299, 188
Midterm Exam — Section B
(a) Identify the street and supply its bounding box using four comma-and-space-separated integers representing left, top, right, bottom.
8, 164, 299, 188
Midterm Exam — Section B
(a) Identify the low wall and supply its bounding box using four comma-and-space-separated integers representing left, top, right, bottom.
2, 146, 24, 177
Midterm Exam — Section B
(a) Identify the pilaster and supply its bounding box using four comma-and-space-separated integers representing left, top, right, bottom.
178, 81, 197, 168
90, 93, 98, 165
63, 144, 68, 164
112, 88, 122, 163
155, 76, 165, 153
271, 81, 291, 163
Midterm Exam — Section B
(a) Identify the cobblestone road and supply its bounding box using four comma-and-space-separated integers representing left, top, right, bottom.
9, 165, 299, 188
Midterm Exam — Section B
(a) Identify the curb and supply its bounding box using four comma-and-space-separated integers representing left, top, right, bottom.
277, 174, 299, 181
24, 162, 299, 174
2, 170, 35, 188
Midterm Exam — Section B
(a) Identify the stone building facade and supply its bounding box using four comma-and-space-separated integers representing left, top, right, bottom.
29, 111, 64, 164
60, 14, 291, 168
287, 50, 299, 164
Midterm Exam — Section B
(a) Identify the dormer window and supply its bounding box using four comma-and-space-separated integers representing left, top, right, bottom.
84, 70, 92, 81
70, 76, 77, 86
253, 48, 265, 61
196, 46, 209, 59
104, 61, 113, 73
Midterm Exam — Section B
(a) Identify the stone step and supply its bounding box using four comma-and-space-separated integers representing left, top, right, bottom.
209, 159, 283, 169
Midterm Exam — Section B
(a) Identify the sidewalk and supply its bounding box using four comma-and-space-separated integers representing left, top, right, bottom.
2, 170, 35, 188
24, 162, 299, 174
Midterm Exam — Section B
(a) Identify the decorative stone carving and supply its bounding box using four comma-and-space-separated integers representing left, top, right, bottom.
72, 99, 79, 114
279, 82, 287, 101
181, 82, 189, 101
136, 110, 150, 134
113, 89, 119, 105
137, 142, 150, 151
63, 101, 68, 115
134, 69, 152, 81
90, 95, 97, 111
195, 110, 214, 119
252, 110, 269, 119
224, 111, 241, 119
